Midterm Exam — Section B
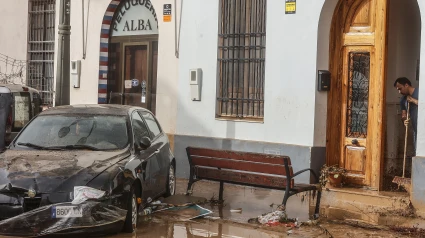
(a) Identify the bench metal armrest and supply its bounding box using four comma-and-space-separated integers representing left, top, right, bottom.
292, 169, 319, 183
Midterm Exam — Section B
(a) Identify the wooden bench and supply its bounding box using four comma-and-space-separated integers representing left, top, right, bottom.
185, 147, 322, 217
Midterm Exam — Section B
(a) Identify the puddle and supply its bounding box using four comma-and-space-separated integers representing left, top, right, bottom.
111, 219, 289, 238
0, 179, 420, 237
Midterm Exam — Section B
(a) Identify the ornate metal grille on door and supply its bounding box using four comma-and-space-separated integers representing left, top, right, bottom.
346, 52, 370, 138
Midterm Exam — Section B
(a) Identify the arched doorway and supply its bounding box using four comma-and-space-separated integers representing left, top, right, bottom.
98, 0, 159, 114
326, 0, 422, 191
327, 0, 388, 190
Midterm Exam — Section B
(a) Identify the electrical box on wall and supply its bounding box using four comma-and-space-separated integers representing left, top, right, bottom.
318, 70, 330, 91
190, 68, 202, 101
71, 60, 81, 88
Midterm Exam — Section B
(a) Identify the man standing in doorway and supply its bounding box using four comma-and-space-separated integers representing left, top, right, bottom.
394, 77, 419, 155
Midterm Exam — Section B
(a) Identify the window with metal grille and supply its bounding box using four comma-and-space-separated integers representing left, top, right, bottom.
27, 0, 56, 106
217, 0, 266, 120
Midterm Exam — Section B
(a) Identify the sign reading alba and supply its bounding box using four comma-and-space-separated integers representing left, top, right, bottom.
112, 0, 158, 36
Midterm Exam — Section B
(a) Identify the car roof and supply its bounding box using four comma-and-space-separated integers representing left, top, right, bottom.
39, 104, 150, 116
0, 83, 39, 93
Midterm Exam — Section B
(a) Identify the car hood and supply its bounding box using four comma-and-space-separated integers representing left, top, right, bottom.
0, 149, 130, 194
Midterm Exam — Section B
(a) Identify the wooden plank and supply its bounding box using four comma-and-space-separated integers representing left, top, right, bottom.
187, 147, 290, 165
343, 33, 375, 46
352, 0, 371, 26
370, 0, 388, 190
327, 0, 347, 167
195, 166, 294, 189
344, 137, 367, 147
345, 146, 366, 173
191, 155, 292, 176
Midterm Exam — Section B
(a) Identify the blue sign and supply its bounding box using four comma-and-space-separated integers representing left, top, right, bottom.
131, 79, 139, 87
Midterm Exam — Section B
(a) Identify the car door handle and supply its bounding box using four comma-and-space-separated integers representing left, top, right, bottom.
154, 149, 160, 154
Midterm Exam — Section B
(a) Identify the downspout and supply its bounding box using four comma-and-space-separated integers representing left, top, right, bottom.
175, 0, 183, 58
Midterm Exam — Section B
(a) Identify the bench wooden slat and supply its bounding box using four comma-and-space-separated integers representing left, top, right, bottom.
191, 155, 293, 176
187, 147, 291, 165
195, 166, 295, 189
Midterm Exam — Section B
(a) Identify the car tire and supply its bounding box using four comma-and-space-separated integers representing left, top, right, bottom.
123, 187, 138, 233
165, 163, 176, 197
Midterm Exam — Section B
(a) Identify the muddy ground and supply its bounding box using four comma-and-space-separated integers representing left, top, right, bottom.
109, 179, 425, 238
1, 178, 424, 238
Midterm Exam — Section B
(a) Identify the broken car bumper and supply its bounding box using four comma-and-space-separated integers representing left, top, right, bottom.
0, 201, 127, 237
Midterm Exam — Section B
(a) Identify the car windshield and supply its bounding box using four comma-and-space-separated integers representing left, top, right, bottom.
14, 114, 129, 150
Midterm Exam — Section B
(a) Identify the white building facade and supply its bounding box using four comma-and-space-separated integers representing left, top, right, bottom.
1, 0, 425, 215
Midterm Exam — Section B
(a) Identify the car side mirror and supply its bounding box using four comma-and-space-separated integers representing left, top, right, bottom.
137, 136, 151, 151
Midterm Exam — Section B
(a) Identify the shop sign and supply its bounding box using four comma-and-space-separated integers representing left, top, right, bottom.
112, 0, 159, 37
285, 0, 296, 14
163, 4, 171, 22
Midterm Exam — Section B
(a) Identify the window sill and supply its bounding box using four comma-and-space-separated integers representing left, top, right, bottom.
215, 116, 264, 124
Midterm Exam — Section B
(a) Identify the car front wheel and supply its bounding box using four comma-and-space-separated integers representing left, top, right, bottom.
165, 163, 176, 197
123, 187, 138, 233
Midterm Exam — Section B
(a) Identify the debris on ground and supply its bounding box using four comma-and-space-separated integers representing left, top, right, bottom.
248, 204, 299, 228
230, 208, 242, 213
153, 204, 213, 221
389, 225, 425, 237
209, 194, 224, 205
138, 196, 214, 222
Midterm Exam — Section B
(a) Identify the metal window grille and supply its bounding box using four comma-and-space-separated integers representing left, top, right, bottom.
217, 0, 266, 120
27, 0, 56, 106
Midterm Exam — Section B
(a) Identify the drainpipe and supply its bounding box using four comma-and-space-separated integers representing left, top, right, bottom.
55, 0, 71, 106
175, 0, 183, 58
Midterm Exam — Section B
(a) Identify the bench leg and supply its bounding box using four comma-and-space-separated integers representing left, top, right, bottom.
186, 178, 195, 195
282, 187, 290, 207
219, 181, 224, 201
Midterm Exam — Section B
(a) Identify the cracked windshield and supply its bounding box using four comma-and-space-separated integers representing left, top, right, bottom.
15, 115, 129, 150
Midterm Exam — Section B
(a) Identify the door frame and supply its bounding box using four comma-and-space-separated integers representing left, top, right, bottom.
326, 0, 389, 190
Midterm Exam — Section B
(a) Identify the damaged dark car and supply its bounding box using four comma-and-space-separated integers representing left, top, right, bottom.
0, 104, 176, 236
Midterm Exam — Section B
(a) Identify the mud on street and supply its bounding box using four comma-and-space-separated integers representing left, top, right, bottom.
1, 179, 424, 238
111, 179, 425, 238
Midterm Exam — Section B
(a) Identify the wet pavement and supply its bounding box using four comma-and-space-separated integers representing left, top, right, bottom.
109, 179, 423, 238
1, 178, 424, 237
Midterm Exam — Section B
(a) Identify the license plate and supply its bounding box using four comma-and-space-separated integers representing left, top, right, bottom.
52, 205, 83, 218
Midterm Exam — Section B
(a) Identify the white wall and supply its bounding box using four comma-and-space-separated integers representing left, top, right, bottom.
58, 0, 179, 134
386, 0, 421, 159
414, 0, 425, 157
314, 0, 338, 147
177, 0, 326, 147
0, 0, 29, 84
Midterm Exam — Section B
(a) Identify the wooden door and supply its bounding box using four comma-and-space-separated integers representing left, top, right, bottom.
122, 43, 149, 108
327, 0, 388, 189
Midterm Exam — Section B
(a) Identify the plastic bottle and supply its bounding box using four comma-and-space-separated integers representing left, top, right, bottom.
140, 207, 152, 216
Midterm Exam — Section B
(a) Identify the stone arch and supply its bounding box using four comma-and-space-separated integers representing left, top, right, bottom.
97, 0, 159, 104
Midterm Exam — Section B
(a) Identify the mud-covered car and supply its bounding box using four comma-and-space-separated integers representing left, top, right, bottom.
0, 104, 176, 236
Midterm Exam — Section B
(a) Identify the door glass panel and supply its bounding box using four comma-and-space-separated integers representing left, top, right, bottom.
140, 111, 161, 138
124, 45, 148, 107
108, 43, 122, 104
346, 52, 370, 138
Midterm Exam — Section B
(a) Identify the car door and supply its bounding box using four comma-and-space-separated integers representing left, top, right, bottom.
138, 110, 168, 196
131, 111, 160, 202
